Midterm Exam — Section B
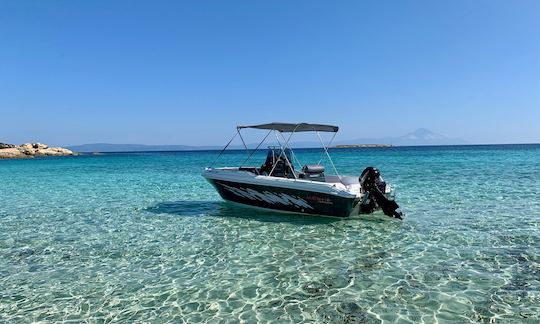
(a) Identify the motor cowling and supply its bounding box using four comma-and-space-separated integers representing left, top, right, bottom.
359, 167, 403, 219
359, 167, 386, 193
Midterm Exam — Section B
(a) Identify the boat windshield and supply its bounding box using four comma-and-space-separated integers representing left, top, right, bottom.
257, 147, 296, 178
266, 147, 292, 163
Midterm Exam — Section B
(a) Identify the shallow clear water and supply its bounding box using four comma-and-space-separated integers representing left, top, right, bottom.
1, 145, 539, 322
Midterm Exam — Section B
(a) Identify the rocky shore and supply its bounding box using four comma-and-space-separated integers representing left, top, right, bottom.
0, 143, 76, 159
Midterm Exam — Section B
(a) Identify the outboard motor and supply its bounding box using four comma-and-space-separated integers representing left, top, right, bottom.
359, 167, 403, 219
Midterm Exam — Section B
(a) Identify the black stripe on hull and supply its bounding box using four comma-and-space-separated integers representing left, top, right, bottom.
207, 179, 357, 217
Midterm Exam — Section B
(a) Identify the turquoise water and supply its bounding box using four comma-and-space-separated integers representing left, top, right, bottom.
1, 145, 539, 322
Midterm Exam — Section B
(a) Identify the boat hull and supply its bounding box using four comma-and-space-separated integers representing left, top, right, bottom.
206, 178, 358, 217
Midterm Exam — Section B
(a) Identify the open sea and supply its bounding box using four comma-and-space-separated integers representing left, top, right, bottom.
1, 145, 539, 323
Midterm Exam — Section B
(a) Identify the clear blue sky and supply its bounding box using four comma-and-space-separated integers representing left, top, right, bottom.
1, 0, 539, 146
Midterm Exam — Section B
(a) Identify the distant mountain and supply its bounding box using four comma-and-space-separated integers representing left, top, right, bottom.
400, 128, 447, 141
68, 129, 466, 152
68, 142, 311, 152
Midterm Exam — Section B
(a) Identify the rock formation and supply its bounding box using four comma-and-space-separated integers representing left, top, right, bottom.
0, 143, 16, 149
0, 143, 77, 159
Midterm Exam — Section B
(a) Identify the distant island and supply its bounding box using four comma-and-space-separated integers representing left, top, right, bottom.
0, 143, 76, 159
66, 143, 221, 153
333, 144, 392, 148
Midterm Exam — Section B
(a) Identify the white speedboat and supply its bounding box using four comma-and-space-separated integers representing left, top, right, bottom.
203, 123, 402, 219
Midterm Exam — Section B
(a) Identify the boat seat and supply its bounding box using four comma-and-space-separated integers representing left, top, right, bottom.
269, 160, 296, 178
261, 152, 296, 178
301, 165, 325, 182
302, 165, 325, 174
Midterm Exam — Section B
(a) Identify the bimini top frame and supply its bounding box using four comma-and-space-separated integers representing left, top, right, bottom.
212, 122, 342, 182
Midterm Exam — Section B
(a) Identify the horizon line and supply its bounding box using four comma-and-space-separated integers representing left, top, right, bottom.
68, 142, 540, 154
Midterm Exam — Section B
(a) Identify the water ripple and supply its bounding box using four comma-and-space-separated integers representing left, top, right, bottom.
1, 146, 539, 322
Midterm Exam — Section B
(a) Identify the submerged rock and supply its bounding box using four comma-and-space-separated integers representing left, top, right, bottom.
0, 142, 76, 159
302, 281, 327, 296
